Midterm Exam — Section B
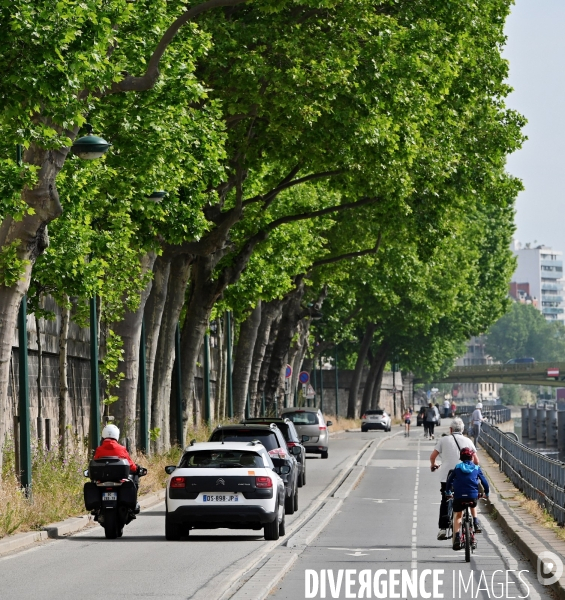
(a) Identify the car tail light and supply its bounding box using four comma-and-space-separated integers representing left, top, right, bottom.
319, 426, 326, 431
361, 414, 366, 419
256, 476, 273, 488
170, 477, 186, 489
287, 441, 297, 447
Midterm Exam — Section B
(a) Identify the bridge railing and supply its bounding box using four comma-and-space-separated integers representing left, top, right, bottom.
480, 422, 565, 525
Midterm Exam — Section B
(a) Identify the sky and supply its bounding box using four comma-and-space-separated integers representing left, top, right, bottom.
503, 0, 565, 251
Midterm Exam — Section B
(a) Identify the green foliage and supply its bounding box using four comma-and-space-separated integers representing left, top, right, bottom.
486, 303, 565, 363
100, 329, 125, 410
498, 384, 537, 406
0, 241, 30, 287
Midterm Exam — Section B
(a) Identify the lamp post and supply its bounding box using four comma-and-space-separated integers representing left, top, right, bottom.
18, 295, 31, 495
174, 324, 183, 445
204, 332, 211, 426
71, 124, 112, 454
226, 311, 234, 418
139, 318, 148, 454
334, 345, 339, 419
319, 355, 324, 413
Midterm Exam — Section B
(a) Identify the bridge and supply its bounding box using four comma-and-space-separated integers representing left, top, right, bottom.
415, 361, 565, 386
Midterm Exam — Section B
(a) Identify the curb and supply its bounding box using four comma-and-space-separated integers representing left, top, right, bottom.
0, 487, 166, 558
480, 462, 565, 599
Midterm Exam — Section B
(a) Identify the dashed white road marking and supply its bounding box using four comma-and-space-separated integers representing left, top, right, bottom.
411, 440, 421, 570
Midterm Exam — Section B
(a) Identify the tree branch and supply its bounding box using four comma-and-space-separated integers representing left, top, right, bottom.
310, 231, 382, 269
108, 0, 250, 94
243, 169, 343, 208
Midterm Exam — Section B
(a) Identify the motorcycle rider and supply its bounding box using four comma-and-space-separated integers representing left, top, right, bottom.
93, 424, 142, 513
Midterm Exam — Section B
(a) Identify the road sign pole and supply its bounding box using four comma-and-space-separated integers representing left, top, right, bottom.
335, 345, 339, 418
139, 318, 148, 453
18, 295, 31, 494
312, 360, 317, 407
204, 332, 211, 425
226, 311, 234, 418
89, 297, 100, 455
319, 355, 324, 413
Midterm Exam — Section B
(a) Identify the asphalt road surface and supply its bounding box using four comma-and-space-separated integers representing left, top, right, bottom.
0, 433, 369, 600
0, 428, 554, 600
269, 428, 551, 600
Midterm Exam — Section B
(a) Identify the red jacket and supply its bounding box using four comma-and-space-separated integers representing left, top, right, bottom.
93, 438, 137, 473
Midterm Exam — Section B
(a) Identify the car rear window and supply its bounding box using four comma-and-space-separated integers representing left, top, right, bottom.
209, 430, 278, 451
245, 421, 293, 441
178, 450, 264, 468
365, 410, 384, 415
284, 411, 319, 425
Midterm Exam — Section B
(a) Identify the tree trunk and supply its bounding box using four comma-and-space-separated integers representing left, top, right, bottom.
256, 309, 283, 411
151, 255, 192, 452
288, 318, 310, 400
58, 298, 70, 458
0, 142, 70, 468
371, 354, 388, 410
215, 317, 225, 421
347, 323, 376, 419
144, 255, 171, 431
360, 344, 388, 416
248, 300, 283, 415
179, 254, 226, 433
232, 301, 262, 419
112, 252, 157, 449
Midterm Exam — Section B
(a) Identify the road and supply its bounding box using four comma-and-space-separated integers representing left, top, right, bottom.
0, 428, 553, 600
0, 434, 369, 600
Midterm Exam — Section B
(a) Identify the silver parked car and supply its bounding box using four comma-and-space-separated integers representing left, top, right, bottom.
280, 407, 332, 459
361, 409, 391, 432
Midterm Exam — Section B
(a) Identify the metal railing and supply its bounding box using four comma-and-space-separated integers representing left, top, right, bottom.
480, 422, 565, 525
457, 405, 511, 424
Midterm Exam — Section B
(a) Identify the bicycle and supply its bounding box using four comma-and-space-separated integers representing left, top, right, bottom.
446, 494, 486, 562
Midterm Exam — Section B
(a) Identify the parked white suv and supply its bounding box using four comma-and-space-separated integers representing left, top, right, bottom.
361, 409, 391, 432
164, 442, 286, 541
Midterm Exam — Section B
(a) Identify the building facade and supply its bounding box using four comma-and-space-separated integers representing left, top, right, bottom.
454, 335, 501, 403
511, 242, 565, 322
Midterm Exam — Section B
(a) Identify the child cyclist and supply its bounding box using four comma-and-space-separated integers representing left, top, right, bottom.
403, 409, 411, 437
445, 447, 489, 550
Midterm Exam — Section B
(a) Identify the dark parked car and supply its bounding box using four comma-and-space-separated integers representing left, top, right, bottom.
241, 418, 307, 487
209, 423, 299, 514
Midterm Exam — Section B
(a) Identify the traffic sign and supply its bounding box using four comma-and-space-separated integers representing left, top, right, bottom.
285, 364, 293, 379
547, 368, 560, 378
299, 371, 310, 384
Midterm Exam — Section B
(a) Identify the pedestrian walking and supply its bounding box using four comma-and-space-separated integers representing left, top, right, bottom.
451, 400, 457, 417
425, 402, 440, 440
429, 418, 478, 541
471, 403, 485, 446
403, 409, 411, 437
443, 399, 450, 419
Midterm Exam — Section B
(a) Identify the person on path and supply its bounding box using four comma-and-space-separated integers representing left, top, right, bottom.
403, 409, 411, 437
445, 447, 489, 550
429, 418, 478, 541
425, 402, 440, 440
471, 403, 485, 446
451, 400, 457, 417
443, 399, 450, 419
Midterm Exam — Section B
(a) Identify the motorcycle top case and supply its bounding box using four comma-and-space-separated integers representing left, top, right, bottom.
84, 481, 101, 510
89, 457, 130, 481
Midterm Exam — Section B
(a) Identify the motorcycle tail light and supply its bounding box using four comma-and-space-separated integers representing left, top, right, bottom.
170, 476, 186, 489
256, 476, 273, 488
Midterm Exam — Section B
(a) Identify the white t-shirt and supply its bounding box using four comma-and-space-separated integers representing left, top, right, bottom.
433, 433, 476, 482
471, 409, 483, 424
443, 400, 450, 409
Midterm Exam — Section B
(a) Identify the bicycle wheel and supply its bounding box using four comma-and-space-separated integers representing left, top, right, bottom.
464, 519, 471, 562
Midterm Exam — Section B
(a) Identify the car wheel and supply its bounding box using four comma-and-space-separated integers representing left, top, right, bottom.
361, 426, 367, 433
297, 467, 303, 488
285, 491, 295, 515
294, 489, 298, 512
321, 451, 329, 459
302, 469, 306, 486
278, 510, 286, 536
165, 513, 181, 541
264, 510, 280, 540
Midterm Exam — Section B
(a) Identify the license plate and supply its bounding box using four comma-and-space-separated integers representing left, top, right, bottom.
102, 492, 117, 501
370, 416, 381, 420
201, 494, 239, 503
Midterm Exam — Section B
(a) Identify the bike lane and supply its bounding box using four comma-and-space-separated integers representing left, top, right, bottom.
269, 429, 550, 600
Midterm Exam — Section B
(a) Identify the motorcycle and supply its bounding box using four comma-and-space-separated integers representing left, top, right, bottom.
83, 456, 147, 539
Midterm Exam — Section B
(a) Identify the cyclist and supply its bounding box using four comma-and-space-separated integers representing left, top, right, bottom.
445, 447, 489, 550
430, 418, 477, 541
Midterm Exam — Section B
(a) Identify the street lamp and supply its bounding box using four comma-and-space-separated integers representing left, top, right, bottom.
71, 124, 112, 160
71, 123, 111, 453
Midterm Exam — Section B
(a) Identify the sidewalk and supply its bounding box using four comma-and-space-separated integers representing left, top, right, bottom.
479, 445, 565, 599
